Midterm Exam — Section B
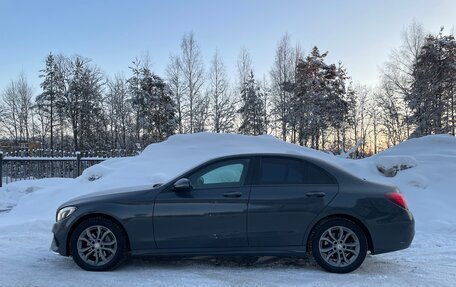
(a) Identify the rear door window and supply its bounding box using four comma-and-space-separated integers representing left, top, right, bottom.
258, 157, 336, 185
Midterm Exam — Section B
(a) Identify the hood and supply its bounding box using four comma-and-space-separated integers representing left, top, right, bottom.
58, 184, 158, 209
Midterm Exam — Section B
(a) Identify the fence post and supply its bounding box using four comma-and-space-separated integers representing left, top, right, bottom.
0, 151, 3, 188
76, 151, 81, 177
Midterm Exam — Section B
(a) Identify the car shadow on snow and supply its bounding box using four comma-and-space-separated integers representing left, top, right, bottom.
122, 255, 320, 271
120, 253, 415, 274
56, 253, 410, 275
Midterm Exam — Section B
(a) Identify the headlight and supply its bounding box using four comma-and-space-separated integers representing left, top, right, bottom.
56, 206, 77, 222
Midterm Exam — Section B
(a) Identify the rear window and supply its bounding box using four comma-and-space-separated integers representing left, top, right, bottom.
258, 157, 336, 185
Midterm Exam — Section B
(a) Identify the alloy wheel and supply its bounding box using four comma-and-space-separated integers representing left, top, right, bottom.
77, 225, 118, 266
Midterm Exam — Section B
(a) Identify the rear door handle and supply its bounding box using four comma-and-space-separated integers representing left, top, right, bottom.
223, 191, 242, 198
305, 191, 326, 198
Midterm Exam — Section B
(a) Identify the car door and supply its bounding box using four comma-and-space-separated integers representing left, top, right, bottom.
153, 157, 252, 249
248, 156, 338, 247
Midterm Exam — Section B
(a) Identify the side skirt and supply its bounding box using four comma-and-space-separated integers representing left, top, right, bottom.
131, 246, 309, 257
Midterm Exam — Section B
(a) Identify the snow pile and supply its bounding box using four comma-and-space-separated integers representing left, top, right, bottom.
0, 133, 336, 224
0, 178, 70, 212
368, 134, 456, 232
374, 155, 418, 177
0, 133, 455, 232
0, 133, 456, 286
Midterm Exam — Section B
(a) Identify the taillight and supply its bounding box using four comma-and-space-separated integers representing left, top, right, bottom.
385, 192, 408, 209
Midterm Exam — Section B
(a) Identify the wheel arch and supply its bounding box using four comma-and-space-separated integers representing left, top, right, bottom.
306, 214, 374, 253
66, 213, 132, 256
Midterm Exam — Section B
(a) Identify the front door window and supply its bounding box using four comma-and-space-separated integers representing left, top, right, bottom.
189, 159, 250, 188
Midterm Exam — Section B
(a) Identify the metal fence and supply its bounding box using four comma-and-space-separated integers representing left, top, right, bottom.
0, 149, 132, 187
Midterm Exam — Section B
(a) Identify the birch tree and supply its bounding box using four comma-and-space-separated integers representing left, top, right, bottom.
180, 32, 204, 133
207, 49, 237, 133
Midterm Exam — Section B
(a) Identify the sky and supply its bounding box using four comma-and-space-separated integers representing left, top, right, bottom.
0, 0, 455, 95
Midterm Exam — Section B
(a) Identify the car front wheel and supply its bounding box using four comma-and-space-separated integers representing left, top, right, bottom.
310, 218, 367, 273
70, 217, 128, 271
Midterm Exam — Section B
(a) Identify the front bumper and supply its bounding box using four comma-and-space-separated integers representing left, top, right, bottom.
50, 218, 72, 256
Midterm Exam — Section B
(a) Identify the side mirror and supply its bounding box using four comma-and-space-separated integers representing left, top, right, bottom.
173, 178, 192, 191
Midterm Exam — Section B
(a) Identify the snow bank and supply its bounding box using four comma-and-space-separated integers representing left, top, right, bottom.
0, 133, 335, 224
0, 178, 70, 212
1, 133, 455, 233
367, 134, 456, 231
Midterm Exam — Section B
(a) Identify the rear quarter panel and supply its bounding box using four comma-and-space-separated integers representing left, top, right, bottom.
302, 178, 414, 254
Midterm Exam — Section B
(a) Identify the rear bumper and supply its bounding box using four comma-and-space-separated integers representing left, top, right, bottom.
370, 209, 415, 255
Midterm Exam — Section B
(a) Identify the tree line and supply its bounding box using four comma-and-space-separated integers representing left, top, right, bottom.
1, 22, 455, 156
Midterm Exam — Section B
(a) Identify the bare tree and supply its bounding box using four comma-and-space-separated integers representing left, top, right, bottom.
376, 80, 408, 147
193, 94, 210, 132
1, 73, 33, 144
0, 104, 7, 136
365, 90, 381, 154
237, 47, 253, 89
259, 75, 271, 134
270, 33, 295, 141
380, 21, 425, 139
166, 54, 186, 134
353, 85, 372, 157
180, 32, 205, 133
207, 49, 237, 133
105, 74, 132, 149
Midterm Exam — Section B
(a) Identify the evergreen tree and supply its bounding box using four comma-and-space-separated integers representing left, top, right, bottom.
128, 59, 177, 145
238, 71, 266, 135
65, 56, 105, 151
407, 30, 456, 136
292, 47, 352, 149
36, 53, 65, 152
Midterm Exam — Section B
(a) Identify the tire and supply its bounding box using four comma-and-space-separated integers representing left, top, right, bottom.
70, 217, 128, 271
309, 218, 367, 273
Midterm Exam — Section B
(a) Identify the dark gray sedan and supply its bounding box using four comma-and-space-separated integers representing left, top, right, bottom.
51, 153, 414, 273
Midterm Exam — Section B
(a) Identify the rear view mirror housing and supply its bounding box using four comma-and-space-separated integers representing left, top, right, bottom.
173, 178, 192, 191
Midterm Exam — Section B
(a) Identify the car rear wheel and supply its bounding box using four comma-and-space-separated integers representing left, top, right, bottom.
70, 217, 128, 271
310, 218, 367, 273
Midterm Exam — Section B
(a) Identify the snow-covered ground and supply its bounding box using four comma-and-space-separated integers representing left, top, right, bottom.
1, 133, 456, 286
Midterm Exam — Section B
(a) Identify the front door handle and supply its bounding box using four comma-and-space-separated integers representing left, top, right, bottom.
223, 191, 242, 198
305, 191, 326, 198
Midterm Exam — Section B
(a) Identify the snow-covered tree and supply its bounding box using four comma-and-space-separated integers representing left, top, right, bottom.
128, 58, 177, 144
291, 47, 353, 150
407, 29, 456, 136
238, 71, 266, 135
64, 56, 105, 151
